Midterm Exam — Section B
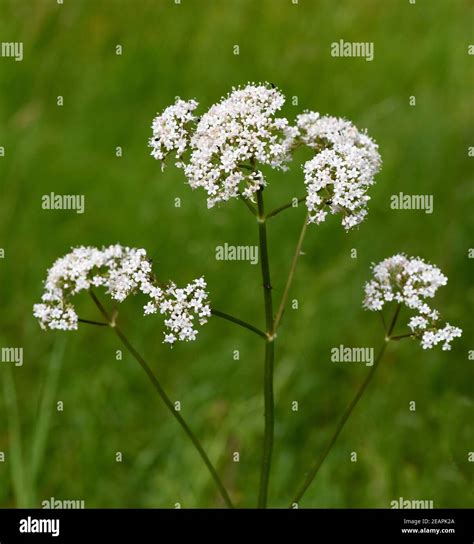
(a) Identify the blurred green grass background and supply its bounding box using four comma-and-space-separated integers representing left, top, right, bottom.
0, 0, 473, 508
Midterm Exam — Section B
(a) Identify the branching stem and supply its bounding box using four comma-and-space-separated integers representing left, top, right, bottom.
88, 290, 234, 508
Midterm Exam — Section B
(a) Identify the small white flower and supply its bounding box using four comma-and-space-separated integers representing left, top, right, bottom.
164, 333, 177, 344
363, 254, 462, 350
143, 301, 157, 315
408, 316, 428, 331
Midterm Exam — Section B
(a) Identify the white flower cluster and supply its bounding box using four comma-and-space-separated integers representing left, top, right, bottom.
33, 245, 210, 344
33, 245, 151, 330
363, 254, 462, 350
182, 84, 296, 207
143, 277, 211, 344
149, 83, 297, 208
150, 84, 381, 225
149, 98, 198, 167
297, 112, 381, 230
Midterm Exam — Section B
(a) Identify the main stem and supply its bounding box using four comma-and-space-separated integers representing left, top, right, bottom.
88, 290, 234, 509
256, 189, 275, 509
290, 340, 389, 506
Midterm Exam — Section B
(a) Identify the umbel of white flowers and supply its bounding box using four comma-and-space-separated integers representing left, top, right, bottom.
363, 254, 462, 350
33, 245, 211, 345
149, 82, 382, 230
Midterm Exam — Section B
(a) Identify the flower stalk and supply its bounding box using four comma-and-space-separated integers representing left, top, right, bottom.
273, 212, 309, 332
211, 308, 266, 339
289, 303, 406, 506
266, 196, 306, 220
88, 290, 234, 509
290, 339, 389, 507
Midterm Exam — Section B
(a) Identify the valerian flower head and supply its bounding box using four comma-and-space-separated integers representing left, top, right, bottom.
150, 83, 298, 208
183, 83, 297, 207
149, 84, 380, 222
363, 254, 462, 350
297, 112, 381, 230
149, 98, 199, 168
33, 245, 210, 345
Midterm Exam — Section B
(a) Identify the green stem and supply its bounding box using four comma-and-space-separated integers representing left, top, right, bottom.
273, 213, 309, 332
256, 188, 275, 508
387, 303, 401, 338
379, 311, 387, 334
78, 318, 109, 326
289, 304, 403, 506
390, 333, 414, 341
238, 193, 257, 217
88, 290, 234, 509
290, 340, 389, 507
211, 308, 266, 339
266, 196, 306, 219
